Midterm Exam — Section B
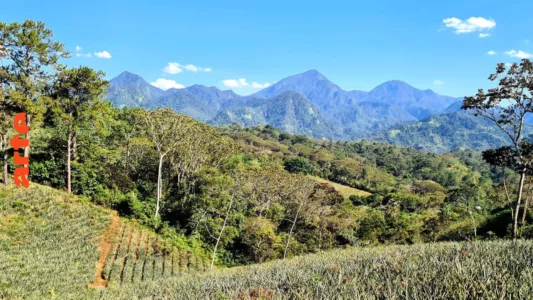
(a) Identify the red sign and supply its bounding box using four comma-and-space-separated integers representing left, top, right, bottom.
12, 113, 30, 188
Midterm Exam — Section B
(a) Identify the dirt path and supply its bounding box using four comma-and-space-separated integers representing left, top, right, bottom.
88, 211, 120, 288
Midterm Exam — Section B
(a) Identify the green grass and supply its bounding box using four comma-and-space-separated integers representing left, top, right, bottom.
0, 183, 110, 299
308, 175, 371, 198
0, 183, 207, 299
101, 240, 533, 299
3, 184, 533, 299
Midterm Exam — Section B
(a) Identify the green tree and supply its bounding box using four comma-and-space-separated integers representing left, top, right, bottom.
139, 108, 190, 218
0, 68, 14, 184
50, 67, 109, 193
463, 59, 533, 240
0, 20, 68, 167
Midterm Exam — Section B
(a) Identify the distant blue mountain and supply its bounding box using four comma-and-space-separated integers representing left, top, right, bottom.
253, 70, 462, 137
107, 70, 465, 140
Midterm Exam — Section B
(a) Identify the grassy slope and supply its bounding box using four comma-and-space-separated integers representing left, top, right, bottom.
0, 183, 109, 299
308, 175, 371, 198
102, 240, 533, 299
0, 183, 207, 299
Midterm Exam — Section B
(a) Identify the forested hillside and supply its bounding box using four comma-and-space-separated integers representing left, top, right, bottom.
370, 111, 530, 152
2, 19, 533, 299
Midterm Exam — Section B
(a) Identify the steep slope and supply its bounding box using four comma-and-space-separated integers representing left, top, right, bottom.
253, 69, 365, 110
0, 183, 207, 299
368, 80, 459, 117
108, 72, 242, 121
253, 70, 462, 137
108, 70, 466, 140
369, 111, 530, 153
107, 71, 166, 108
210, 91, 341, 139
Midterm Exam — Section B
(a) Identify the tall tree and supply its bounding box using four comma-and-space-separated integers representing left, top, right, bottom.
139, 108, 190, 218
282, 175, 315, 259
0, 67, 14, 185
50, 67, 109, 193
0, 20, 68, 170
463, 59, 533, 240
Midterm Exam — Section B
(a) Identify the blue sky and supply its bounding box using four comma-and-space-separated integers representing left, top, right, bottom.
2, 0, 533, 96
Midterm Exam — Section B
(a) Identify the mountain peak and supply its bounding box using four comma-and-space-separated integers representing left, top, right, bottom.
110, 71, 147, 84
372, 80, 414, 90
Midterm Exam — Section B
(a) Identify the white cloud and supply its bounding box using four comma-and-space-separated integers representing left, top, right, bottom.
163, 62, 182, 74
505, 63, 512, 67
238, 78, 248, 86
479, 33, 491, 38
252, 82, 271, 89
505, 49, 533, 59
150, 78, 185, 90
94, 50, 112, 59
222, 79, 241, 88
487, 50, 496, 55
223, 78, 249, 88
74, 46, 92, 58
433, 80, 444, 85
443, 17, 496, 34
163, 62, 212, 74
184, 64, 199, 72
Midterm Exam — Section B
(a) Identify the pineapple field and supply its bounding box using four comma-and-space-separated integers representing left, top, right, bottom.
0, 183, 207, 299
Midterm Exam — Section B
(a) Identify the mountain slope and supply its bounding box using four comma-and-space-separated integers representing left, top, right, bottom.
107, 72, 242, 121
253, 70, 462, 137
369, 111, 524, 153
210, 91, 341, 139
107, 71, 166, 108
0, 183, 207, 299
107, 70, 465, 140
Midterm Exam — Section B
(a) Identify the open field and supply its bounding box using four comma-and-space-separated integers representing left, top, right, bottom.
100, 240, 533, 299
0, 183, 207, 299
308, 175, 371, 198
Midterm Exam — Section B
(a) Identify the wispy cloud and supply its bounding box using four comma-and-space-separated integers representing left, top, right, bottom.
433, 80, 444, 85
252, 82, 271, 89
94, 50, 112, 59
443, 17, 496, 34
150, 78, 185, 90
479, 33, 491, 38
223, 78, 249, 88
163, 62, 212, 74
505, 49, 533, 59
487, 50, 496, 55
75, 46, 92, 58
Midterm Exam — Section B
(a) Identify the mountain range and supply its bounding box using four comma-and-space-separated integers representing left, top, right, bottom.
106, 70, 512, 152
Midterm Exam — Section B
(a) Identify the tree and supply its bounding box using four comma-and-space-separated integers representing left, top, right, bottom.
282, 175, 315, 259
462, 59, 533, 240
188, 168, 239, 270
50, 67, 109, 193
139, 108, 190, 218
449, 182, 483, 238
0, 68, 14, 184
0, 20, 68, 169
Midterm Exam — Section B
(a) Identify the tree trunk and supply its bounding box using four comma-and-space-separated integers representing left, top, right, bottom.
155, 154, 164, 218
2, 134, 7, 185
468, 210, 476, 238
513, 170, 527, 241
284, 202, 304, 260
72, 130, 77, 161
67, 131, 72, 193
211, 196, 234, 271
521, 176, 532, 227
